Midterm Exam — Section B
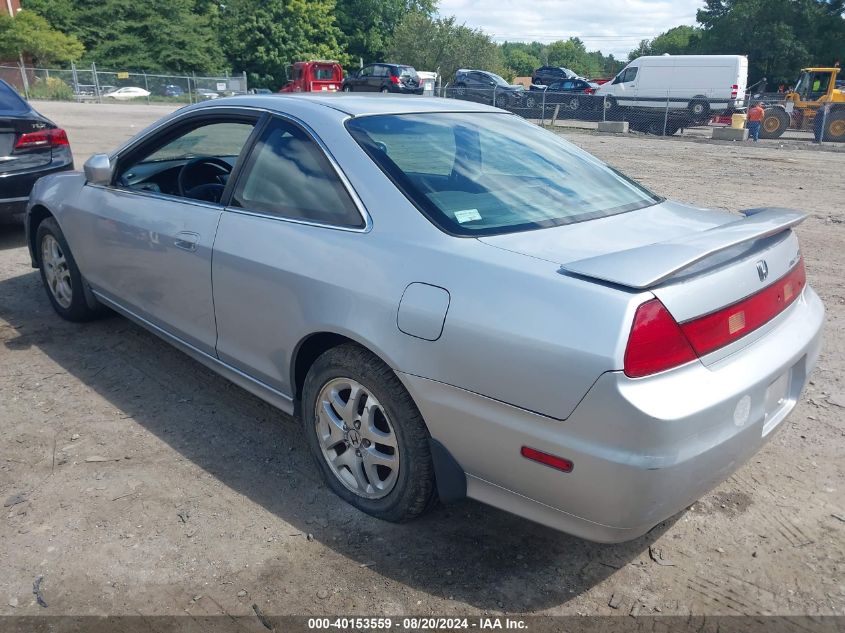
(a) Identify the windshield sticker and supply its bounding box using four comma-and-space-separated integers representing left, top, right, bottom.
454, 209, 482, 223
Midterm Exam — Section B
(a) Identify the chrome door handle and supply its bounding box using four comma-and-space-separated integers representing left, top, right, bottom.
174, 231, 199, 252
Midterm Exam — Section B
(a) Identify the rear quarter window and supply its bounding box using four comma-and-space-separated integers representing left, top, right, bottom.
0, 81, 28, 112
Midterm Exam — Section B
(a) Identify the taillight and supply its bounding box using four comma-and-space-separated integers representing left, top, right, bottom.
14, 128, 69, 150
624, 258, 806, 378
731, 84, 739, 99
584, 87, 594, 94
680, 257, 805, 356
390, 74, 400, 84
624, 299, 697, 378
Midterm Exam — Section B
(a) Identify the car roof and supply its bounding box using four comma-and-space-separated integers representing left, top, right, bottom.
184, 94, 504, 117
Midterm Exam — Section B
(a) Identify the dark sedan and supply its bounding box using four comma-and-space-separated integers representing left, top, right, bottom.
525, 78, 599, 111
342, 63, 423, 94
452, 69, 525, 109
0, 80, 73, 220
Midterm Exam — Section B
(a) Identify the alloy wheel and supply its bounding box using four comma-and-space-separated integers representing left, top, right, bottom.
315, 377, 399, 499
41, 234, 73, 309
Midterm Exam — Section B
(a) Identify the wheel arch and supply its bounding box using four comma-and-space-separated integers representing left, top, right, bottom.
290, 330, 467, 503
27, 204, 55, 267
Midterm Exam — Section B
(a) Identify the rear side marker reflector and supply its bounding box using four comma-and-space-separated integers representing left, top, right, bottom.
624, 257, 806, 378
521, 446, 573, 473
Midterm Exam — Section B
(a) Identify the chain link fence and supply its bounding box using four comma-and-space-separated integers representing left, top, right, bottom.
439, 84, 843, 145
0, 62, 248, 105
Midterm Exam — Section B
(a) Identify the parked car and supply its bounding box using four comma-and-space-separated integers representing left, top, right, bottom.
0, 80, 73, 220
103, 86, 151, 100
342, 63, 423, 94
595, 55, 748, 118
249, 88, 273, 95
160, 84, 185, 98
280, 60, 344, 93
526, 78, 599, 110
25, 95, 823, 543
194, 88, 220, 100
531, 66, 578, 86
452, 69, 524, 108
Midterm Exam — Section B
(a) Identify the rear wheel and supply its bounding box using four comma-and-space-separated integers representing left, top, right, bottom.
567, 96, 580, 111
823, 111, 845, 142
342, 85, 352, 92
688, 99, 709, 118
454, 82, 467, 97
36, 217, 104, 322
379, 87, 389, 94
302, 344, 437, 522
494, 93, 508, 108
760, 108, 790, 139
525, 94, 538, 108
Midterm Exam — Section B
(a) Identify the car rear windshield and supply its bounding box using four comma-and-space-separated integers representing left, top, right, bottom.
345, 112, 660, 236
0, 81, 28, 113
397, 66, 418, 78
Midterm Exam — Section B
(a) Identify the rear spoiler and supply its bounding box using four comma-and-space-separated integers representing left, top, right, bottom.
560, 207, 806, 289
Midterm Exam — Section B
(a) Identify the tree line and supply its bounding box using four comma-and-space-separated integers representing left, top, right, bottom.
3, 0, 844, 89
631, 1, 845, 86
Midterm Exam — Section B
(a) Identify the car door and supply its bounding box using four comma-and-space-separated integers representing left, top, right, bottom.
63, 109, 262, 355
353, 65, 372, 90
371, 65, 388, 91
211, 115, 368, 394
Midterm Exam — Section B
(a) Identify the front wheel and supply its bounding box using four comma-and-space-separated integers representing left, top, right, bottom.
342, 85, 352, 92
823, 111, 845, 142
302, 344, 437, 522
379, 87, 389, 94
760, 108, 790, 139
36, 217, 105, 322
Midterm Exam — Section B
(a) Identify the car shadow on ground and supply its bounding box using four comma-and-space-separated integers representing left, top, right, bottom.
0, 223, 26, 252
0, 269, 677, 612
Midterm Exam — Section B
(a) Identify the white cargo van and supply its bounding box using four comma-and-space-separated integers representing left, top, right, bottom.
595, 55, 748, 116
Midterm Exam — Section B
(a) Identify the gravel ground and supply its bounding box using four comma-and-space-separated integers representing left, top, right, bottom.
0, 101, 843, 619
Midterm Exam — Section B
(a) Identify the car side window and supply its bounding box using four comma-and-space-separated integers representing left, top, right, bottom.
622, 67, 638, 83
231, 117, 363, 228
116, 118, 256, 204
360, 66, 373, 77
562, 81, 574, 90
374, 65, 387, 78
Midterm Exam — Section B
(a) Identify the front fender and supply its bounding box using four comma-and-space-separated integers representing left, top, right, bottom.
25, 171, 85, 267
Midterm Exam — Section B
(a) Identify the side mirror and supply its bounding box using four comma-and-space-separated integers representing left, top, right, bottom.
83, 153, 112, 186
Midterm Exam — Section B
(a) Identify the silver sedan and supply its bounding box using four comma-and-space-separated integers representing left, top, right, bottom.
24, 95, 823, 542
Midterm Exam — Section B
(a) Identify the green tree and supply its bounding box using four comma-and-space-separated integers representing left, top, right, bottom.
629, 25, 702, 60
501, 44, 541, 77
336, 0, 435, 65
219, 0, 346, 89
0, 9, 83, 65
388, 14, 502, 82
22, 0, 225, 73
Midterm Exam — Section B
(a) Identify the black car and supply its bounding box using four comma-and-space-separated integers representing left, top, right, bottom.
452, 69, 525, 108
526, 78, 599, 109
160, 84, 184, 98
531, 66, 577, 86
342, 63, 423, 94
0, 80, 73, 220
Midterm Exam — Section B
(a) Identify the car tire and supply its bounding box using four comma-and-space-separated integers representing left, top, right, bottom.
760, 108, 790, 139
454, 82, 467, 98
343, 85, 352, 92
302, 343, 437, 523
380, 87, 389, 94
494, 93, 508, 108
568, 96, 580, 111
525, 94, 537, 108
36, 217, 105, 322
603, 96, 618, 116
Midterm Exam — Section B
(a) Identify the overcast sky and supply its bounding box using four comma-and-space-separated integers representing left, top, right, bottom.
437, 0, 704, 58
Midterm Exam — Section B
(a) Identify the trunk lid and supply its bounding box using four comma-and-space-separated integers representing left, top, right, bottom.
0, 114, 54, 174
479, 202, 806, 356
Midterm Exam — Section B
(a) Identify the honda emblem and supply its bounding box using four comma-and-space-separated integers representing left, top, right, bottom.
756, 260, 769, 282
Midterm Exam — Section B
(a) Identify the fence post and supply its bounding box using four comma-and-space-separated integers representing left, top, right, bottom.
18, 60, 29, 99
663, 91, 670, 136
92, 62, 101, 103
493, 84, 497, 109
71, 61, 79, 100
820, 105, 828, 145
186, 76, 192, 104
603, 95, 607, 123
143, 71, 150, 103
541, 88, 546, 127
243, 71, 248, 94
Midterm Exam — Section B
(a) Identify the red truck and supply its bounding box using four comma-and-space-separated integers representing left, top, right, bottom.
279, 60, 344, 93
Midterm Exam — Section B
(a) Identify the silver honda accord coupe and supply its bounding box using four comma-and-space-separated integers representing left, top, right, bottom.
24, 95, 823, 542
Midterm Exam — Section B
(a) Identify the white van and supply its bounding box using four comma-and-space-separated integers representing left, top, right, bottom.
595, 55, 748, 116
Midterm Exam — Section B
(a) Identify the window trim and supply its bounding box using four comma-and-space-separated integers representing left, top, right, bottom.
226, 114, 372, 233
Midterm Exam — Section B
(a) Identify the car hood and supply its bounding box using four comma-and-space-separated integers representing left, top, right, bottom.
477, 199, 734, 266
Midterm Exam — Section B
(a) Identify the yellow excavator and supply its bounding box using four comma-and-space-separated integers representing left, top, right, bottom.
760, 67, 845, 141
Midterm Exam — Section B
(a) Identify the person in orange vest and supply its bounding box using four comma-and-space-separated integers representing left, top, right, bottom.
747, 102, 765, 142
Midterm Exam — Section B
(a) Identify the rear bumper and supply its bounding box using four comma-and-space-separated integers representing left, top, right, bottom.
401, 285, 824, 542
0, 156, 73, 217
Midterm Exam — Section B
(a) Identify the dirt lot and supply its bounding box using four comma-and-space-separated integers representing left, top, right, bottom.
1, 101, 843, 619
